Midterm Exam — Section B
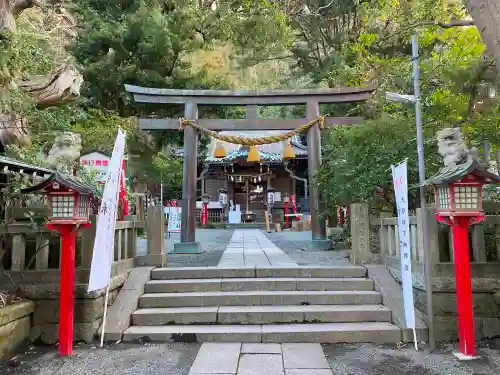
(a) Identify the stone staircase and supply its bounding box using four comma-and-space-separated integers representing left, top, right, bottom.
122, 266, 403, 343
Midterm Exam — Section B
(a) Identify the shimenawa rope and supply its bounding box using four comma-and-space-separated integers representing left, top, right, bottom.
179, 116, 325, 145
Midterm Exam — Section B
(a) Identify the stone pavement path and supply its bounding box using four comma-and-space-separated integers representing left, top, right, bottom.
188, 343, 332, 375
218, 229, 297, 267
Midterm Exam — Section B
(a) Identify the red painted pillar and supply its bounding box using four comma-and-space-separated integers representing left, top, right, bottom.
58, 225, 76, 356
285, 201, 289, 229
202, 203, 208, 225
452, 216, 476, 357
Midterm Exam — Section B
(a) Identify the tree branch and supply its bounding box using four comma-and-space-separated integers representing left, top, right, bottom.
414, 19, 475, 28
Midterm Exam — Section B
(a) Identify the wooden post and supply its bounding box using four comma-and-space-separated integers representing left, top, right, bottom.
180, 103, 198, 244
265, 210, 271, 233
306, 101, 329, 249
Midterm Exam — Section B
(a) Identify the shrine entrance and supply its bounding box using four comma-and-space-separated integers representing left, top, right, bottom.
125, 85, 375, 253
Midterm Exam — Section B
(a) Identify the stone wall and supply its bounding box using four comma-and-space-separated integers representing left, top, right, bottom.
389, 267, 500, 341
25, 273, 127, 345
415, 288, 500, 341
0, 301, 34, 360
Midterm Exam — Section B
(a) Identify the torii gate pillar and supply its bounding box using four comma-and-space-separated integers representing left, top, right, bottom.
306, 102, 330, 249
173, 102, 203, 254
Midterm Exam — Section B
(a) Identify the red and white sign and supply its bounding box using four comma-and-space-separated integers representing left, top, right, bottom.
167, 207, 182, 233
80, 151, 111, 185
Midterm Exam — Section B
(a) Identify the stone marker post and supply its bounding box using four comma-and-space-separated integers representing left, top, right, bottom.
350, 203, 372, 265
138, 206, 166, 267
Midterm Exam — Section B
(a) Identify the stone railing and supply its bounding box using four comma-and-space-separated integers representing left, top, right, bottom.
350, 202, 500, 341
0, 218, 142, 285
363, 206, 500, 278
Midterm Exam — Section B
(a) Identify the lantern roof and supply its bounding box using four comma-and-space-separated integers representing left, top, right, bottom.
421, 159, 500, 186
22, 171, 96, 195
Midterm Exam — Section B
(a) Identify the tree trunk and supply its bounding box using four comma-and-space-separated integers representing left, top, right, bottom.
466, 0, 500, 72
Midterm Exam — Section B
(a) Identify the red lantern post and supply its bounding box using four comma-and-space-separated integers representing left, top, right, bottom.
283, 193, 290, 229
202, 193, 210, 225
24, 172, 94, 357
424, 160, 498, 360
337, 206, 344, 226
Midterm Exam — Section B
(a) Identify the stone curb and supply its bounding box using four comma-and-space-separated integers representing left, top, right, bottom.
98, 267, 154, 341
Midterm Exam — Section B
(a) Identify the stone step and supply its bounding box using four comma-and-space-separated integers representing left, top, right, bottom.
151, 266, 367, 280
122, 322, 402, 343
144, 277, 374, 293
139, 290, 382, 308
131, 304, 392, 325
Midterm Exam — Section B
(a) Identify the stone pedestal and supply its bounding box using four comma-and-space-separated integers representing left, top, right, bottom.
173, 241, 203, 254
306, 239, 333, 251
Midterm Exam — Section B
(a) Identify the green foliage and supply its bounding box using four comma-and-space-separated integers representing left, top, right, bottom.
68, 0, 291, 115
141, 152, 183, 198
317, 115, 441, 212
299, 0, 500, 212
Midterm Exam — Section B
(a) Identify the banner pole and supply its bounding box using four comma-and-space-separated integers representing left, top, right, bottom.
100, 283, 110, 347
413, 327, 419, 351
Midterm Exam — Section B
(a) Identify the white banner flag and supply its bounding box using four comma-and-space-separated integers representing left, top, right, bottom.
87, 129, 126, 292
391, 160, 417, 335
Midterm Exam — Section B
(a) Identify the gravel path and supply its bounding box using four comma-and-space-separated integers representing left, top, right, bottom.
323, 342, 500, 375
263, 230, 351, 266
137, 229, 234, 268
1, 343, 200, 375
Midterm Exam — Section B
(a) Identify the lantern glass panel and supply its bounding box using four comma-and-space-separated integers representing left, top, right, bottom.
453, 185, 480, 209
52, 195, 75, 218
78, 194, 90, 218
438, 187, 450, 209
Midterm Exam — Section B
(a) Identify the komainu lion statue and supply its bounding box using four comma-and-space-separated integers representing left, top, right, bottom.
45, 132, 82, 172
437, 128, 481, 167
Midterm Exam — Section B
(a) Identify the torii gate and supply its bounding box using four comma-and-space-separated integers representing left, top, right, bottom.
125, 85, 376, 253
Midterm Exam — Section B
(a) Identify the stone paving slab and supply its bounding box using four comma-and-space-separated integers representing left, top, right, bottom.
187, 343, 333, 375
218, 229, 298, 267
282, 344, 330, 369
188, 343, 241, 375
285, 370, 333, 375
237, 354, 284, 375
241, 343, 282, 354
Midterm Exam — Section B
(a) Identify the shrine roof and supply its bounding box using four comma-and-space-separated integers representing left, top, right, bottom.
23, 171, 97, 195
421, 159, 500, 186
204, 131, 307, 163
0, 156, 53, 176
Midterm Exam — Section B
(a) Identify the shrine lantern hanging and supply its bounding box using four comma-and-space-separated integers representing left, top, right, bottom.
24, 171, 94, 226
429, 160, 497, 221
